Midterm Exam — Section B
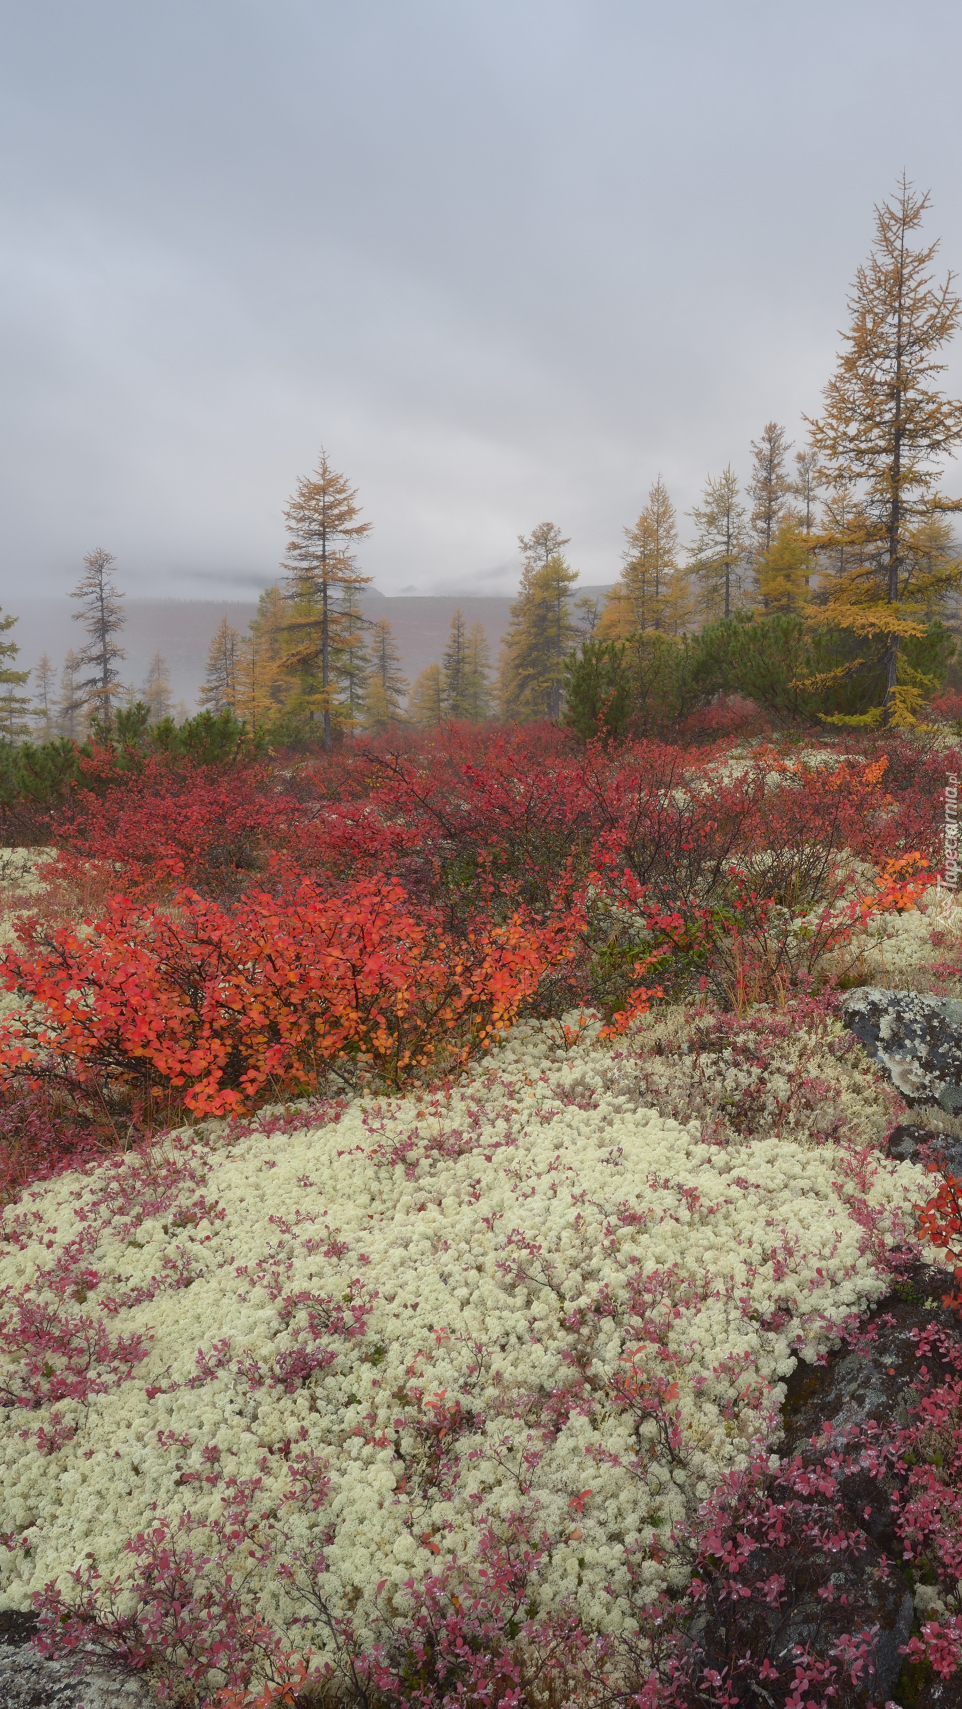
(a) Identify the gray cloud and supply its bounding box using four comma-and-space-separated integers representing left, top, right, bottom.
2, 0, 962, 608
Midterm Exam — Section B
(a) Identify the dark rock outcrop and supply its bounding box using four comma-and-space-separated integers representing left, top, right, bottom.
887, 1122, 962, 1176
782, 1276, 962, 1453
911, 1675, 962, 1709
843, 988, 962, 1112
0, 1621, 35, 1652
775, 1269, 962, 1706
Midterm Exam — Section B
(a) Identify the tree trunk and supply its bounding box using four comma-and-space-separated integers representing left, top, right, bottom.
883, 632, 899, 725
551, 589, 561, 720
321, 578, 331, 753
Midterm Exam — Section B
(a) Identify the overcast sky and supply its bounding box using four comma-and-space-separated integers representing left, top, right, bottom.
2, 0, 962, 602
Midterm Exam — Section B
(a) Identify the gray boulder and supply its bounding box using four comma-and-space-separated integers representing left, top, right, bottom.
842, 986, 962, 1112
0, 1645, 153, 1709
0, 1616, 154, 1709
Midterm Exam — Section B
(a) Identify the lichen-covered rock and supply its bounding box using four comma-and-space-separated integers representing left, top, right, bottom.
843, 987, 962, 1111
0, 1618, 153, 1709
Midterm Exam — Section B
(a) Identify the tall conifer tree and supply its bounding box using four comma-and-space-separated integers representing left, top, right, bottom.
32, 653, 55, 739
603, 477, 680, 636
0, 610, 30, 739
441, 609, 472, 718
142, 652, 173, 721
332, 585, 371, 730
688, 468, 751, 620
793, 448, 820, 534
464, 621, 494, 719
200, 620, 246, 715
56, 650, 83, 740
365, 618, 407, 728
248, 588, 289, 731
71, 549, 125, 724
407, 664, 444, 726
500, 525, 578, 720
748, 423, 793, 556
500, 552, 580, 720
282, 451, 372, 750
807, 177, 962, 723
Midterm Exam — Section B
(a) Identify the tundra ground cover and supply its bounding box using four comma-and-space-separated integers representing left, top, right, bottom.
0, 1018, 921, 1701
0, 719, 961, 1705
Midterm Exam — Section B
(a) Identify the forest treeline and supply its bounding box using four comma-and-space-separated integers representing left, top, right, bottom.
3, 175, 962, 756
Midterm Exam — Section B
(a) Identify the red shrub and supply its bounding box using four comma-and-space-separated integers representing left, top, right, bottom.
48, 757, 288, 899
0, 874, 578, 1117
674, 693, 770, 743
13, 728, 931, 1098
0, 1083, 110, 1203
40, 722, 941, 922
928, 690, 962, 724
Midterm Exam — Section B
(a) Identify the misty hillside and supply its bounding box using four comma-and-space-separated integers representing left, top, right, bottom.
8, 588, 612, 711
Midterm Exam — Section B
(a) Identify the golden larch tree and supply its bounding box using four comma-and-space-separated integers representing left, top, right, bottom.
601, 477, 680, 638
499, 551, 580, 720
687, 468, 751, 621
748, 423, 794, 557
142, 652, 173, 722
282, 450, 372, 750
407, 663, 445, 727
807, 176, 962, 723
248, 587, 289, 732
31, 653, 55, 739
755, 519, 814, 614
